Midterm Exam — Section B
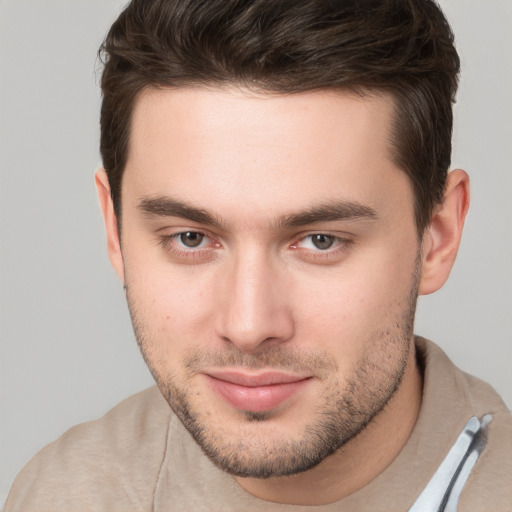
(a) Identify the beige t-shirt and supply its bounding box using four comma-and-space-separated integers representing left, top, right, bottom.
5, 338, 512, 511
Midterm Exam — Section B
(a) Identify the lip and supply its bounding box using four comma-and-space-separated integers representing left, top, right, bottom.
203, 370, 311, 413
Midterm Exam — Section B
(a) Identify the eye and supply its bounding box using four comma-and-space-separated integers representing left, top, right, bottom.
309, 234, 336, 250
177, 231, 206, 248
158, 230, 218, 259
290, 232, 354, 263
296, 234, 339, 251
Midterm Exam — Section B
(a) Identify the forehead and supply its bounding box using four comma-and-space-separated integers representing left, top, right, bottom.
129, 86, 395, 161
124, 87, 411, 224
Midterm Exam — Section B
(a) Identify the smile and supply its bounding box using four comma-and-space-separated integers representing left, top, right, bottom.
203, 370, 312, 413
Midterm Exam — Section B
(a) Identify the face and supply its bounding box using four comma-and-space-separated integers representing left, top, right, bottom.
118, 87, 421, 478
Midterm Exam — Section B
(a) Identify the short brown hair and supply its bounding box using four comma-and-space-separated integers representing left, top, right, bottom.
99, 0, 460, 233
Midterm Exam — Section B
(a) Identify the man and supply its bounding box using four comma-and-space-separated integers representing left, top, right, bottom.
5, 0, 511, 510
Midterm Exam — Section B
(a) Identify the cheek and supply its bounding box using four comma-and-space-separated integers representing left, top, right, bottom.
125, 260, 219, 359
294, 275, 379, 348
292, 250, 417, 354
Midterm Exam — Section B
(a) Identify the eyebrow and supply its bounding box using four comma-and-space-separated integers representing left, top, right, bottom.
275, 200, 377, 228
137, 195, 377, 230
138, 196, 224, 229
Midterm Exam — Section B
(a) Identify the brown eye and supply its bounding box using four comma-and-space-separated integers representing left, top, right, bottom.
179, 232, 204, 248
311, 234, 335, 250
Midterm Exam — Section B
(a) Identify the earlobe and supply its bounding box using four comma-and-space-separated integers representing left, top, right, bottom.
95, 169, 125, 283
419, 169, 470, 296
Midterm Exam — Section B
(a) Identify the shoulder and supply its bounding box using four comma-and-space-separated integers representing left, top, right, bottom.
456, 368, 512, 510
5, 386, 171, 512
417, 338, 512, 510
417, 337, 510, 417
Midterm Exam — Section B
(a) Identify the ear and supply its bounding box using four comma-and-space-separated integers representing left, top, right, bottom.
95, 169, 125, 283
419, 169, 470, 295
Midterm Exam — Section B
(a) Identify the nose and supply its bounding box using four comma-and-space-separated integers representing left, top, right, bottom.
214, 250, 295, 353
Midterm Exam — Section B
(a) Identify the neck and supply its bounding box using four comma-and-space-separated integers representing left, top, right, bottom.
235, 344, 423, 505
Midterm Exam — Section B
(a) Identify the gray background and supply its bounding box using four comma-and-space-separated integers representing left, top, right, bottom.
1, 0, 511, 506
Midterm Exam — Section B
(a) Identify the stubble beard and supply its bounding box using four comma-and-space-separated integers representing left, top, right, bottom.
126, 258, 420, 479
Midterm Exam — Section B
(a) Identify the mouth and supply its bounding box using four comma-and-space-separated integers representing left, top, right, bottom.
203, 369, 312, 413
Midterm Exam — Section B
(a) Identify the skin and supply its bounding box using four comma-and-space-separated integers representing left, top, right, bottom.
96, 87, 469, 505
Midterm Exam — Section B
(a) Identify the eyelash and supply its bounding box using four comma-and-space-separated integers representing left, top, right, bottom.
291, 234, 353, 259
157, 231, 353, 262
158, 232, 219, 260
